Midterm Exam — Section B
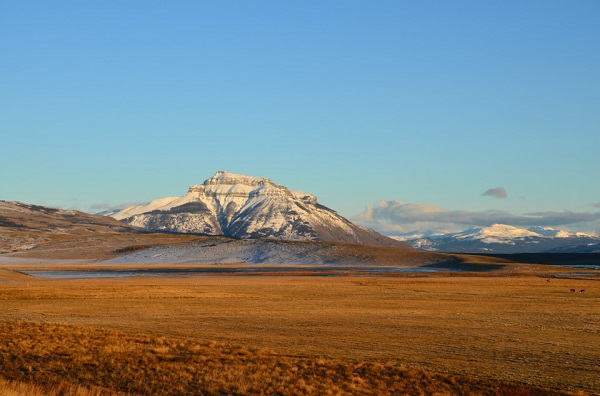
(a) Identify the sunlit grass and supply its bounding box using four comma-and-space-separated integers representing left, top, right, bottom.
0, 321, 568, 395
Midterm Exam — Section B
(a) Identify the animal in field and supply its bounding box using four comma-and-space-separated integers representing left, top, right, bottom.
579, 289, 585, 293
570, 289, 576, 293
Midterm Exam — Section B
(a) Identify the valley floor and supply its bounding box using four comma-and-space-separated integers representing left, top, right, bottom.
1, 232, 599, 394
0, 269, 598, 394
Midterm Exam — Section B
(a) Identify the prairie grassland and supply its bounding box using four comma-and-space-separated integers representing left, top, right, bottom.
0, 272, 598, 394
0, 321, 570, 395
0, 375, 119, 396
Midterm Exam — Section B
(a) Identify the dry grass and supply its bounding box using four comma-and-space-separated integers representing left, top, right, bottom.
0, 376, 120, 396
3, 211, 598, 394
0, 231, 54, 255
0, 321, 570, 395
0, 274, 598, 394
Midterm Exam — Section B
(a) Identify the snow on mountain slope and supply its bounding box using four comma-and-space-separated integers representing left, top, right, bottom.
400, 224, 600, 253
113, 197, 180, 220
108, 171, 409, 248
101, 237, 442, 266
454, 224, 540, 243
527, 226, 591, 238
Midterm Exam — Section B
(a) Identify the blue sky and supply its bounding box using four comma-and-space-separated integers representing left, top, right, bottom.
1, 1, 599, 234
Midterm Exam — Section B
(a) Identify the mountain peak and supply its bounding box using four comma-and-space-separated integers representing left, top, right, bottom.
108, 171, 409, 248
472, 224, 540, 241
197, 171, 291, 201
204, 171, 275, 187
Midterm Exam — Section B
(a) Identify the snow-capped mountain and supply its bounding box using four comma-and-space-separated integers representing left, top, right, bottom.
107, 171, 409, 248
394, 224, 600, 253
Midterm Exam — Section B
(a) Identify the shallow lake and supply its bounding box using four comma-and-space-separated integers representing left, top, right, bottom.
21, 266, 451, 279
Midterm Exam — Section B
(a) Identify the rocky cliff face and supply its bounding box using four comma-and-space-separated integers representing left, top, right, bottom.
110, 171, 410, 248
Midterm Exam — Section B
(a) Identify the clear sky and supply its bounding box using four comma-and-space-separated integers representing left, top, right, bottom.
1, 1, 599, 234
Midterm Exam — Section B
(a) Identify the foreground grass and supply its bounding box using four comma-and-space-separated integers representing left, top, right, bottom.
1, 275, 598, 393
0, 376, 119, 396
0, 321, 571, 395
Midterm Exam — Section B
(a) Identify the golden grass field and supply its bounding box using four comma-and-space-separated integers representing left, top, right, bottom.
0, 268, 598, 395
0, 232, 599, 395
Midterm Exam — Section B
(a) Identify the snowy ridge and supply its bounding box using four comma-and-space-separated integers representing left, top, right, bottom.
107, 171, 408, 248
113, 197, 180, 220
398, 224, 599, 253
455, 224, 541, 243
527, 226, 589, 238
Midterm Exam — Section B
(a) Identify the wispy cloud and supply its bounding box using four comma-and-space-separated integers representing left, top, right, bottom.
352, 200, 600, 235
523, 211, 600, 226
482, 187, 507, 199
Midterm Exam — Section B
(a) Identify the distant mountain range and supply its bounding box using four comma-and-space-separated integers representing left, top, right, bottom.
6, 173, 598, 254
392, 224, 600, 254
105, 171, 409, 248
